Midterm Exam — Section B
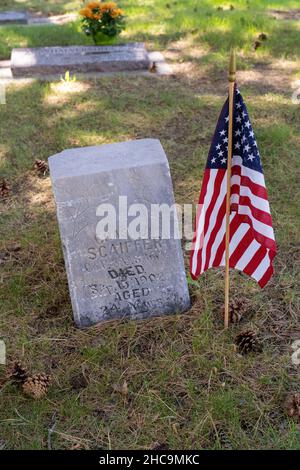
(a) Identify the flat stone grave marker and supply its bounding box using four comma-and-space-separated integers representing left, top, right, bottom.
0, 11, 28, 25
11, 43, 151, 77
49, 139, 190, 327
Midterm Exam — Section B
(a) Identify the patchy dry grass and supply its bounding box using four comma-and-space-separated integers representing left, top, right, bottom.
0, 0, 300, 450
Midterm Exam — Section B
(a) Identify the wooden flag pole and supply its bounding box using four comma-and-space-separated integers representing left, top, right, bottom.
224, 48, 236, 329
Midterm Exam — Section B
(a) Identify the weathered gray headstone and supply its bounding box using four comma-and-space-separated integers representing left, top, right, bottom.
11, 43, 150, 77
49, 139, 190, 327
0, 11, 28, 25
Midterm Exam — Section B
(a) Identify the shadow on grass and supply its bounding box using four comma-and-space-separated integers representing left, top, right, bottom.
0, 60, 299, 449
1, 2, 300, 61
1, 76, 299, 249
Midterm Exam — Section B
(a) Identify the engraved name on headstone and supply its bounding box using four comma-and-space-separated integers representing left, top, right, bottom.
11, 43, 150, 77
49, 139, 190, 327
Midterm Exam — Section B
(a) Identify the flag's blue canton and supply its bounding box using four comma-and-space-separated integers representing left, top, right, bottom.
207, 88, 263, 173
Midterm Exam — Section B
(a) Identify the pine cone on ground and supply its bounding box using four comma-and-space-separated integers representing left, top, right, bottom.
0, 179, 11, 199
151, 441, 169, 450
112, 380, 128, 396
283, 393, 300, 422
235, 330, 258, 354
253, 40, 262, 50
34, 159, 49, 176
258, 33, 268, 41
22, 373, 51, 399
10, 361, 28, 384
222, 298, 249, 324
149, 62, 157, 73
216, 426, 232, 449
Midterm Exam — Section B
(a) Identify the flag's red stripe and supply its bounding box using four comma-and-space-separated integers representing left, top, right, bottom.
231, 184, 240, 209
190, 169, 211, 278
200, 170, 226, 272
190, 170, 210, 248
192, 246, 202, 279
229, 228, 253, 267
243, 245, 267, 276
236, 213, 276, 252
203, 194, 226, 271
231, 186, 273, 227
238, 195, 273, 226
241, 175, 268, 200
231, 164, 242, 177
198, 170, 210, 205
231, 184, 240, 196
231, 165, 268, 200
212, 213, 240, 267
201, 171, 224, 238
195, 171, 223, 276
258, 264, 274, 288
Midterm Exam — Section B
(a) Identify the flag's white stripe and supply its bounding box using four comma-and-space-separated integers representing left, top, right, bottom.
220, 222, 249, 266
229, 223, 250, 255
251, 250, 271, 281
237, 205, 275, 239
243, 165, 266, 188
232, 155, 266, 187
232, 155, 242, 166
235, 239, 261, 271
191, 170, 217, 274
239, 184, 271, 213
231, 174, 241, 186
200, 172, 227, 272
231, 194, 239, 205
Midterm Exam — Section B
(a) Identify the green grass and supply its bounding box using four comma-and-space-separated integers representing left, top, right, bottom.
0, 0, 300, 450
0, 0, 82, 15
0, 1, 300, 60
0, 22, 92, 59
2, 0, 300, 15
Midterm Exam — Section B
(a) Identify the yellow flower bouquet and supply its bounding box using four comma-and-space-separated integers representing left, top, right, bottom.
79, 1, 125, 44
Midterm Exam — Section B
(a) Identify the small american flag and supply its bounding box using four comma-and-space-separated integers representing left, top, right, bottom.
190, 86, 276, 287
